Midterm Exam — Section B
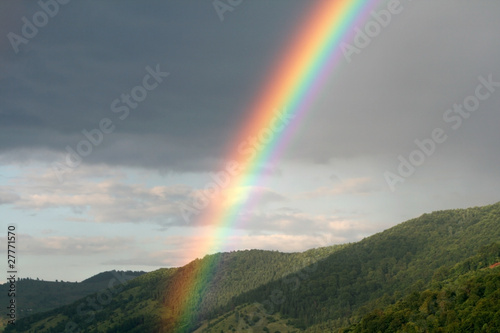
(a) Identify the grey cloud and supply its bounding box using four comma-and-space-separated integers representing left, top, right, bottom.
2, 0, 499, 178
21, 234, 134, 255
284, 1, 500, 160
235, 209, 377, 239
0, 189, 19, 204
0, 0, 311, 172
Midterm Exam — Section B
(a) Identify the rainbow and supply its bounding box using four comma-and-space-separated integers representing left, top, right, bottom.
169, 0, 378, 330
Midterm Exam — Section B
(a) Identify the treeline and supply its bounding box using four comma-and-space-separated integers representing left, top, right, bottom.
5, 248, 341, 332
6, 202, 500, 332
343, 243, 500, 332
0, 270, 146, 322
151, 247, 345, 332
220, 204, 500, 331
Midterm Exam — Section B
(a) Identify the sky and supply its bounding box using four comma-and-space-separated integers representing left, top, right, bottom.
1, 0, 500, 283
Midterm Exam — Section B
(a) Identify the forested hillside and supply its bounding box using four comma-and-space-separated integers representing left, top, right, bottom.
6, 246, 344, 332
195, 243, 500, 333
0, 271, 144, 321
6, 202, 500, 332
342, 243, 500, 332
197, 203, 500, 332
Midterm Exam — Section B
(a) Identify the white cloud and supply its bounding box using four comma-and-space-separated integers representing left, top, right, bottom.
15, 234, 134, 255
234, 210, 377, 238
2, 165, 192, 225
2, 165, 294, 229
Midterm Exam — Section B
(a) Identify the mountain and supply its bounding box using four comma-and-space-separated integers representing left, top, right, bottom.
194, 244, 500, 333
6, 202, 500, 332
341, 243, 500, 332
0, 270, 145, 331
5, 247, 344, 332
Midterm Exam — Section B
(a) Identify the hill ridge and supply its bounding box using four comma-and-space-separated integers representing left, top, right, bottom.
6, 201, 500, 332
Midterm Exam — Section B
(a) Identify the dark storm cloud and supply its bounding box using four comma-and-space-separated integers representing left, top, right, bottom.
0, 0, 310, 171
1, 0, 499, 176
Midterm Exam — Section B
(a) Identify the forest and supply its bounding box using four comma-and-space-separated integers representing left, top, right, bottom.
4, 202, 500, 332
